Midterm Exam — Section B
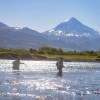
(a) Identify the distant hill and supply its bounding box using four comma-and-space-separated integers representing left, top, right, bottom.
0, 22, 48, 49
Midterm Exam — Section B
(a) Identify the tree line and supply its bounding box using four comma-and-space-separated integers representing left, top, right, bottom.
0, 46, 100, 58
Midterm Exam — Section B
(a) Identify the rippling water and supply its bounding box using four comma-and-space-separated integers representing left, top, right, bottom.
0, 59, 100, 100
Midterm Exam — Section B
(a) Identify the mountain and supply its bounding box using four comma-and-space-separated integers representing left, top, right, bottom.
0, 23, 49, 49
44, 17, 100, 38
0, 18, 100, 51
0, 22, 9, 29
0, 22, 68, 49
43, 17, 100, 50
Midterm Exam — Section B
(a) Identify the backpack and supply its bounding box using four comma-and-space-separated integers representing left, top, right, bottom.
56, 61, 60, 67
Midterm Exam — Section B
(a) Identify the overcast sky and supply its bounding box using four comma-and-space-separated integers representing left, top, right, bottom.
0, 0, 100, 32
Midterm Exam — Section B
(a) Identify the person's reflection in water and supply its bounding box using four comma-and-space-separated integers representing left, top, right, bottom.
56, 57, 64, 77
12, 71, 21, 100
57, 71, 63, 77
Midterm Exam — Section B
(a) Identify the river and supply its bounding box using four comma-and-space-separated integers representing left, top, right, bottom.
0, 60, 100, 100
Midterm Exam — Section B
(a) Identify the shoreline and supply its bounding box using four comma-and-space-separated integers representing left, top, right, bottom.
0, 57, 100, 63
0, 53, 100, 62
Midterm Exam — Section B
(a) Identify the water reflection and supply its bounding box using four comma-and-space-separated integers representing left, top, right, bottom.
57, 72, 63, 77
12, 71, 21, 100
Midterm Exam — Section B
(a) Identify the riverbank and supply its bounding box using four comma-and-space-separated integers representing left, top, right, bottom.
0, 53, 100, 62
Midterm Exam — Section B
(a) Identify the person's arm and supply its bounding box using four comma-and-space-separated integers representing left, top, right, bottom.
20, 62, 24, 64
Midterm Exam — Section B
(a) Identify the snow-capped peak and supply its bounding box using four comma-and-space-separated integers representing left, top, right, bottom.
14, 27, 23, 30
43, 17, 100, 38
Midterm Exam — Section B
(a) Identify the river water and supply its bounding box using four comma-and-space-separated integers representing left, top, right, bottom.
0, 60, 100, 100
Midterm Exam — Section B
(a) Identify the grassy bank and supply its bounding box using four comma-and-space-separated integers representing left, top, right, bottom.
43, 54, 100, 62
0, 47, 100, 62
0, 52, 100, 62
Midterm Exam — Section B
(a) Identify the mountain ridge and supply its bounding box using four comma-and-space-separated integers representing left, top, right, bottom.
0, 18, 100, 51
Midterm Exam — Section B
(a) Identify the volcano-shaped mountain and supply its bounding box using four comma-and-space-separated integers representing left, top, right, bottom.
43, 17, 100, 50
44, 17, 100, 38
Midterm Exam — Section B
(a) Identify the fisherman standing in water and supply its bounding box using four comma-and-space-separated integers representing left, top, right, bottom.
56, 57, 64, 76
12, 57, 21, 70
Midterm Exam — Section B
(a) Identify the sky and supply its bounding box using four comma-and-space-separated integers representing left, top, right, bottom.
0, 0, 100, 32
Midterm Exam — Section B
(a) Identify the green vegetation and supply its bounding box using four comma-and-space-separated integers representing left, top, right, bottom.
0, 46, 100, 61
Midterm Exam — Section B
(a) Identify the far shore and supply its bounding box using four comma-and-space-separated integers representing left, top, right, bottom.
0, 46, 100, 63
0, 53, 100, 63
